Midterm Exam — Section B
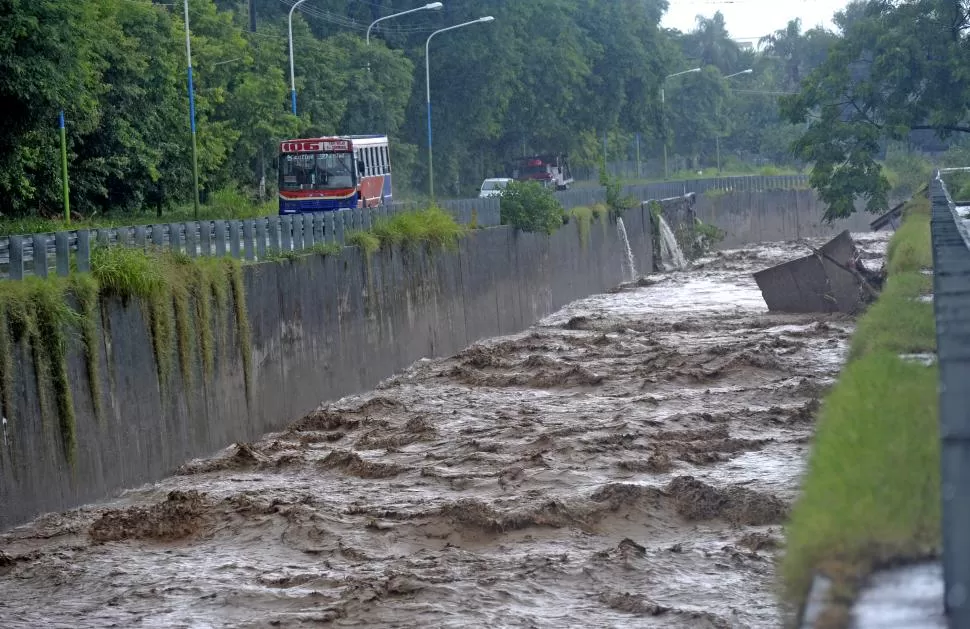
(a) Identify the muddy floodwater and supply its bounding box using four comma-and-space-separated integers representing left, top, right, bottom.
0, 233, 888, 629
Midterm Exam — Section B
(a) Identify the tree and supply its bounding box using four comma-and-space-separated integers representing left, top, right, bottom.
782, 0, 970, 220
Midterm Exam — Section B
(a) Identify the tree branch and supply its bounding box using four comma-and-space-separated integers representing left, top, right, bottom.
910, 124, 970, 134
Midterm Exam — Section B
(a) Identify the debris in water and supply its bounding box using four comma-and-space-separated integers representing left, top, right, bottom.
753, 230, 882, 313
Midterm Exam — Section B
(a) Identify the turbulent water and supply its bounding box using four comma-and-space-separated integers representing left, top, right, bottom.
0, 233, 888, 629
616, 217, 638, 282
658, 215, 689, 271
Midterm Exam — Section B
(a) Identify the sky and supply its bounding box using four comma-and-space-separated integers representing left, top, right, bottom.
661, 0, 852, 43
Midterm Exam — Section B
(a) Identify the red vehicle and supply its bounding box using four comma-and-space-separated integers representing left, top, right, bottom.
278, 135, 391, 214
510, 154, 573, 190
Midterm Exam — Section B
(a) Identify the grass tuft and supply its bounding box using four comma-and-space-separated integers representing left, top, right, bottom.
346, 230, 380, 255
91, 246, 166, 300
568, 206, 594, 248
369, 205, 465, 251
70, 273, 103, 423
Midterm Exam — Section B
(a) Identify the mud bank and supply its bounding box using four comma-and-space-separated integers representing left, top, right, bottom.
0, 233, 886, 627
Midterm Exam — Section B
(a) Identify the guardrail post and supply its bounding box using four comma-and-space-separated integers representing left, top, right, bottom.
243, 219, 255, 261
293, 215, 305, 251
169, 223, 183, 254
214, 220, 227, 257
55, 232, 70, 276
32, 234, 48, 278
185, 222, 197, 258
76, 230, 90, 273
134, 226, 147, 247
151, 224, 164, 250
8, 235, 24, 280
256, 219, 267, 259
268, 216, 281, 253
335, 212, 346, 244
302, 214, 315, 248
280, 216, 292, 251
312, 213, 323, 244
229, 220, 241, 258
199, 221, 212, 257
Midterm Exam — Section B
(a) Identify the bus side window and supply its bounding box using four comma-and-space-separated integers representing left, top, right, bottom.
380, 147, 387, 174
383, 146, 391, 173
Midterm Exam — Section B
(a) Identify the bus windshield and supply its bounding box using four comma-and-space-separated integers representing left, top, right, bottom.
280, 152, 355, 191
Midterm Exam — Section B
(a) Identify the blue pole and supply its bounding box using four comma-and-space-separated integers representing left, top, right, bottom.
59, 111, 69, 224
291, 89, 297, 115
184, 0, 200, 218
427, 102, 433, 200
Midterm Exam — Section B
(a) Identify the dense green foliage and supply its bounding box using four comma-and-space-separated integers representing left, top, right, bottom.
499, 181, 565, 234
0, 0, 845, 222
782, 0, 970, 218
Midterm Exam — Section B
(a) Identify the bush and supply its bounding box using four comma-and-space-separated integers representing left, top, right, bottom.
499, 180, 564, 234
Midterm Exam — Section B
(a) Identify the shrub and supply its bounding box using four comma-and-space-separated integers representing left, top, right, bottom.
499, 180, 564, 234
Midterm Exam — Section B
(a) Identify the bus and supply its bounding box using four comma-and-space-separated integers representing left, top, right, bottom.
278, 135, 392, 215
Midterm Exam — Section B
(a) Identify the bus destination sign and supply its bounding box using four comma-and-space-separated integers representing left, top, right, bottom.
280, 139, 351, 153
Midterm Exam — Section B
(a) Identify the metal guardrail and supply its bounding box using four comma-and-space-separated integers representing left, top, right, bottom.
0, 175, 807, 280
554, 174, 810, 210
0, 198, 499, 280
930, 171, 970, 628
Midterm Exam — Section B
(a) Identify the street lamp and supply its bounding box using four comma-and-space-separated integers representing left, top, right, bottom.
716, 69, 754, 173
425, 16, 494, 200
367, 2, 443, 47
366, 3, 443, 135
288, 0, 310, 115
661, 67, 701, 180
183, 0, 200, 217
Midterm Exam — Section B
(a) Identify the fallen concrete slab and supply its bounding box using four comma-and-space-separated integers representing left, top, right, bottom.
753, 230, 878, 313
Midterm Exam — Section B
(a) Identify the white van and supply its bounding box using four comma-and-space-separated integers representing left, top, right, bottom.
478, 177, 512, 198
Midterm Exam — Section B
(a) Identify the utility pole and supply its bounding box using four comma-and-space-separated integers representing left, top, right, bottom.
249, 0, 256, 32
183, 0, 200, 218
635, 132, 641, 179
59, 112, 69, 224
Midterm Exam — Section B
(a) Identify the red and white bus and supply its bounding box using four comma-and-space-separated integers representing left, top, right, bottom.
278, 135, 392, 214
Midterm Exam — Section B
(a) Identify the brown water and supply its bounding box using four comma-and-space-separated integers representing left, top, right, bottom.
0, 233, 888, 629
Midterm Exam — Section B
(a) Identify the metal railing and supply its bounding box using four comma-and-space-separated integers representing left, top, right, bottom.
0, 197, 499, 280
931, 170, 970, 628
0, 174, 808, 280
554, 174, 809, 210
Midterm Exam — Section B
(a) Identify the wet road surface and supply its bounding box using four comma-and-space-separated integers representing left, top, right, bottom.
0, 233, 888, 628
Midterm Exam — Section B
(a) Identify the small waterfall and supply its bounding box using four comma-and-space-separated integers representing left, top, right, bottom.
616, 217, 638, 282
657, 214, 688, 271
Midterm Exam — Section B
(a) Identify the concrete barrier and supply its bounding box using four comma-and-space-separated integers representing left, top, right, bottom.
0, 206, 655, 530
693, 189, 875, 249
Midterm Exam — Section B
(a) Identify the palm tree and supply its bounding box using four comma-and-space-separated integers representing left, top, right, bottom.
689, 12, 740, 73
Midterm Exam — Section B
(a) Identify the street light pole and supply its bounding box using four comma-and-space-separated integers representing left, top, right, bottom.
288, 0, 310, 115
367, 2, 442, 48
367, 3, 442, 136
184, 0, 200, 218
717, 68, 753, 174
425, 16, 494, 200
661, 67, 701, 180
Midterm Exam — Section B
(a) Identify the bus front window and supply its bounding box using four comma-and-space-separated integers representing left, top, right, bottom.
280, 152, 356, 190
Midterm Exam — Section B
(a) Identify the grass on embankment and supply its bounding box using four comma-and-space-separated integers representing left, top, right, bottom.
781, 195, 940, 627
346, 205, 465, 255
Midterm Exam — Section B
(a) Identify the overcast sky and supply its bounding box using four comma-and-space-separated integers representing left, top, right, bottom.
661, 0, 851, 43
